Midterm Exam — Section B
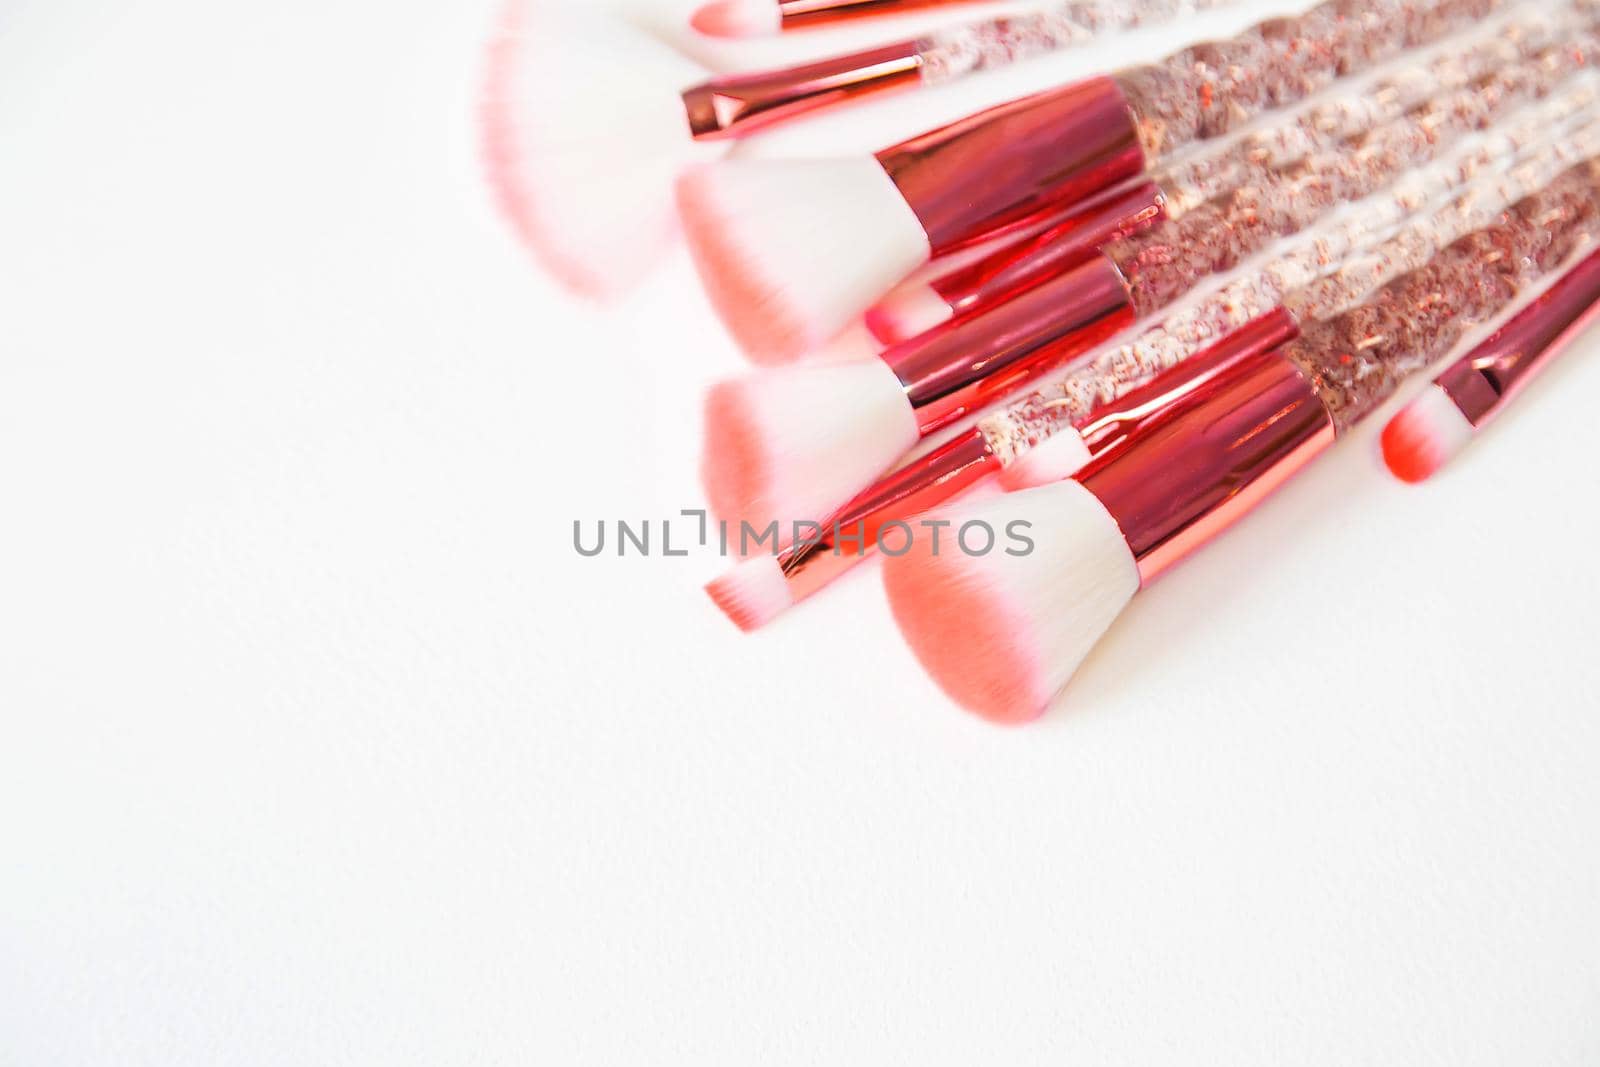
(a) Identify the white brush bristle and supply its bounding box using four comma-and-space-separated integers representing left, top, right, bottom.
996, 428, 1094, 490
882, 481, 1139, 724
1382, 384, 1476, 484
706, 555, 793, 632
702, 359, 921, 531
864, 280, 954, 344
482, 2, 713, 298
690, 0, 782, 37
677, 157, 932, 364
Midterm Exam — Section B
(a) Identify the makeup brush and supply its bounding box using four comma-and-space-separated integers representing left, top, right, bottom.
482, 2, 725, 298
1384, 247, 1600, 482
692, 0, 985, 37
680, 0, 1508, 363
882, 162, 1600, 722
706, 102, 1600, 629
866, 3, 1581, 341
685, 0, 1243, 137
700, 61, 1600, 543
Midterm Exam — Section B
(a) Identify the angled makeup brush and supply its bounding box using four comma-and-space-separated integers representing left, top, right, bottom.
882, 162, 1600, 722
680, 0, 1509, 363
699, 61, 1600, 548
692, 0, 986, 37
482, 2, 722, 298
1384, 247, 1600, 482
866, 3, 1582, 340
706, 101, 1600, 630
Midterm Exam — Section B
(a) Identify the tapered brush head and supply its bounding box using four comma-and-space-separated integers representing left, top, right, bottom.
706, 555, 793, 631
1382, 385, 1476, 483
702, 359, 921, 531
864, 280, 955, 344
677, 157, 932, 363
995, 428, 1093, 490
481, 2, 710, 298
691, 0, 782, 37
882, 481, 1139, 724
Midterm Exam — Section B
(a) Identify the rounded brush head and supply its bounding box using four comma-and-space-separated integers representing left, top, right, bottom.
702, 359, 921, 532
995, 428, 1093, 490
690, 0, 782, 37
864, 280, 955, 344
882, 481, 1139, 724
1382, 384, 1476, 483
706, 555, 793, 632
481, 2, 712, 298
677, 157, 932, 364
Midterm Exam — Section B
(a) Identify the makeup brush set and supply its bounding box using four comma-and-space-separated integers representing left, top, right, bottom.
485, 0, 1600, 723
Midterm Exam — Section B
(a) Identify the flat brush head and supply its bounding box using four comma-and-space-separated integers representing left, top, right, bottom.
706, 556, 793, 631
702, 359, 921, 532
677, 157, 932, 363
995, 428, 1093, 490
481, 2, 710, 298
864, 280, 954, 344
882, 481, 1139, 724
690, 0, 782, 37
1382, 385, 1475, 483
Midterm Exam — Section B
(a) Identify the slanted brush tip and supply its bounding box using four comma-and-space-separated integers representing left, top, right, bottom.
707, 556, 793, 631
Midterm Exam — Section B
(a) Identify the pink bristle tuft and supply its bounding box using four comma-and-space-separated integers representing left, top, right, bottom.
864, 281, 955, 344
706, 556, 793, 632
1382, 385, 1475, 483
690, 0, 781, 37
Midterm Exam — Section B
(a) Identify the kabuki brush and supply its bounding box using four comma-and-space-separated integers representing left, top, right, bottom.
680, 0, 1507, 363
685, 0, 1243, 137
867, 3, 1586, 341
880, 161, 1600, 723
1383, 246, 1600, 481
692, 0, 989, 38
699, 57, 1600, 552
707, 96, 1600, 629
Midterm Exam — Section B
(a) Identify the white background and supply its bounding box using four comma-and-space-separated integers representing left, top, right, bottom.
3, 0, 1599, 1062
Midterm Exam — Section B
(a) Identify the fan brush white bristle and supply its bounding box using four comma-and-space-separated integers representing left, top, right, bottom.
882, 481, 1139, 724
996, 428, 1093, 490
482, 2, 714, 298
691, 0, 783, 37
1381, 384, 1476, 483
678, 157, 932, 364
702, 359, 921, 531
706, 555, 793, 632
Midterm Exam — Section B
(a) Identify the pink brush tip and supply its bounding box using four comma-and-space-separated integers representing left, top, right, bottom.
882, 547, 1048, 727
691, 0, 780, 37
706, 556, 793, 631
864, 283, 954, 344
701, 381, 768, 531
1381, 385, 1475, 484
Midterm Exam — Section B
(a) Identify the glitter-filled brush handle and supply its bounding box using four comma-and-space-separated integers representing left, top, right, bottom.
979, 84, 1600, 461
1110, 29, 1600, 317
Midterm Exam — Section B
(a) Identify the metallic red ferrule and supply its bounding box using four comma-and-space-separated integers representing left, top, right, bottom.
775, 430, 1001, 601
682, 41, 924, 140
882, 256, 1136, 436
1076, 308, 1303, 459
778, 0, 973, 28
876, 76, 1145, 253
1077, 345, 1336, 586
1436, 246, 1600, 427
931, 180, 1166, 322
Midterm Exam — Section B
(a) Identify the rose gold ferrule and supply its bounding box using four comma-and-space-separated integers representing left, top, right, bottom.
682, 41, 924, 140
1435, 246, 1600, 427
1078, 345, 1336, 585
1075, 308, 1303, 460
778, 0, 972, 29
776, 430, 1000, 601
875, 76, 1145, 253
882, 256, 1136, 436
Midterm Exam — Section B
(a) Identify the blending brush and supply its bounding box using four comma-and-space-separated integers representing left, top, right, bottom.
706, 99, 1600, 630
680, 0, 1510, 363
880, 162, 1600, 723
1383, 246, 1600, 481
699, 64, 1600, 548
865, 3, 1583, 341
685, 0, 1243, 137
692, 0, 988, 37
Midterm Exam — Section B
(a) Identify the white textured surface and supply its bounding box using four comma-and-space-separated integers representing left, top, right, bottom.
2, 0, 1599, 1064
